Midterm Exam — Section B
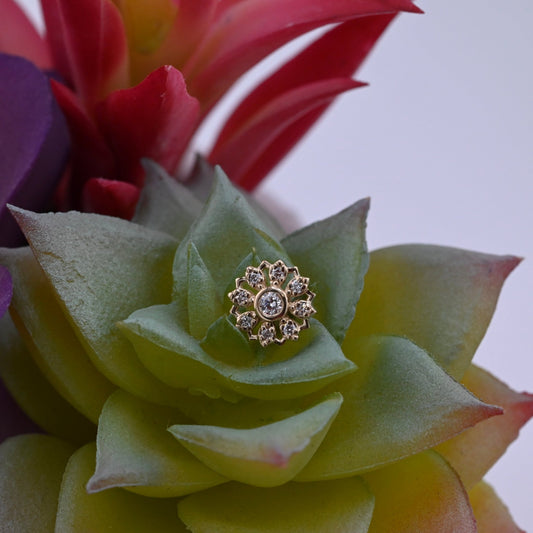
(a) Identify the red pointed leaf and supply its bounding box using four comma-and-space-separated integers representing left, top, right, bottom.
436, 365, 533, 490
41, 0, 129, 106
82, 178, 141, 220
51, 80, 116, 210
184, 0, 421, 107
97, 66, 200, 184
211, 16, 396, 189
210, 78, 361, 186
0, 0, 51, 68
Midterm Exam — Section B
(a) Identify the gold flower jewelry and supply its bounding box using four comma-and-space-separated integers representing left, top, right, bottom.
228, 259, 316, 346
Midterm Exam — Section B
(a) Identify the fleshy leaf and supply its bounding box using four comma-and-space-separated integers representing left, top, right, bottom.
82, 177, 141, 220
169, 393, 342, 487
87, 390, 226, 497
282, 198, 369, 343
0, 435, 75, 532
210, 15, 396, 189
0, 54, 69, 246
469, 482, 525, 533
179, 477, 374, 533
56, 443, 187, 532
41, 0, 129, 105
364, 451, 477, 533
132, 159, 202, 239
0, 0, 51, 68
121, 307, 355, 400
0, 247, 115, 423
0, 315, 96, 444
187, 242, 224, 339
9, 207, 190, 407
184, 0, 421, 108
297, 335, 500, 481
436, 365, 533, 489
0, 266, 11, 318
97, 65, 200, 184
346, 245, 520, 379
171, 168, 289, 303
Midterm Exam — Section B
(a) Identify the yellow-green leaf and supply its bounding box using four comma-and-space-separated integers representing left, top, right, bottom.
88, 390, 226, 497
169, 393, 342, 487
178, 477, 374, 533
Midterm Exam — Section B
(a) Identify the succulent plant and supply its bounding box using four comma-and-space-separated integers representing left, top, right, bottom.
1, 163, 530, 531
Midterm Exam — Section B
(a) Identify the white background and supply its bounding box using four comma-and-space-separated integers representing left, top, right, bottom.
16, 0, 533, 529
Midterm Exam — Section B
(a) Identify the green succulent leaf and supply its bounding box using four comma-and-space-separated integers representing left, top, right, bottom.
132, 159, 202, 239
282, 198, 369, 343
0, 315, 95, 444
169, 393, 342, 487
346, 245, 520, 379
187, 242, 224, 339
363, 451, 477, 533
121, 306, 355, 400
9, 207, 188, 407
56, 443, 187, 532
0, 435, 75, 532
296, 335, 501, 481
87, 390, 226, 498
0, 247, 115, 423
172, 168, 289, 304
178, 477, 374, 533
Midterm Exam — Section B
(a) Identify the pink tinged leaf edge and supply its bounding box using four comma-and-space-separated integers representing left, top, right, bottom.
97, 65, 200, 186
41, 0, 129, 107
184, 0, 422, 108
0, 0, 52, 68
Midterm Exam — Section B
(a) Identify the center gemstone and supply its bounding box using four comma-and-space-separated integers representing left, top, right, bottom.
256, 288, 286, 320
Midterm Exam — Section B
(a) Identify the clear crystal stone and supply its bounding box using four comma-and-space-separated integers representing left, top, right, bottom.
269, 261, 287, 284
291, 300, 315, 318
257, 290, 285, 318
258, 323, 275, 345
288, 277, 306, 296
231, 288, 252, 306
237, 312, 257, 330
281, 319, 299, 339
246, 268, 264, 287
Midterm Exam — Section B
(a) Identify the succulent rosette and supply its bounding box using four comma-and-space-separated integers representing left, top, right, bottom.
0, 162, 531, 531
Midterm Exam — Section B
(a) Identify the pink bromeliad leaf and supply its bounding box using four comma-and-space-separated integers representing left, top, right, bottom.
41, 0, 129, 107
184, 0, 422, 108
51, 80, 117, 210
82, 178, 141, 220
210, 15, 396, 189
0, 0, 51, 68
96, 66, 200, 186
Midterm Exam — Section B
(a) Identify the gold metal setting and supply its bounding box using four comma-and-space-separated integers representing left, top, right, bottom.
228, 259, 316, 346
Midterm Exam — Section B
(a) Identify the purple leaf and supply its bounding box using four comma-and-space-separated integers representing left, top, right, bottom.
0, 53, 70, 246
0, 266, 12, 319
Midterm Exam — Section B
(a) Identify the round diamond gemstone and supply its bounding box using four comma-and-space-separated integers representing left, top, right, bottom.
237, 312, 257, 331
281, 319, 299, 339
291, 300, 315, 318
269, 262, 287, 284
288, 277, 306, 296
230, 288, 252, 306
257, 289, 286, 319
258, 323, 276, 345
246, 268, 264, 288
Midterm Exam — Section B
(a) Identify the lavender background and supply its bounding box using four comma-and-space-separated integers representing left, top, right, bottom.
16, 0, 533, 529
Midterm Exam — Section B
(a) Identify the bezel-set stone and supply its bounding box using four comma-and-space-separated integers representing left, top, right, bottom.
229, 259, 316, 346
